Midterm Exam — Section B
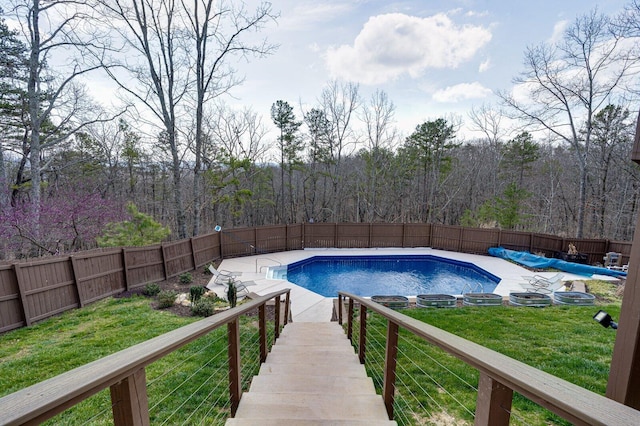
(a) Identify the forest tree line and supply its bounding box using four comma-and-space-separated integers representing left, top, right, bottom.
1, 1, 640, 259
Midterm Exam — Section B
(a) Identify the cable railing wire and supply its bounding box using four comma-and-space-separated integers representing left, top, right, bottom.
180, 362, 230, 425
396, 338, 475, 418
155, 352, 222, 425
146, 332, 226, 388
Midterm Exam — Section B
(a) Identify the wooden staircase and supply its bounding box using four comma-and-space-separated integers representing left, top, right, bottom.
226, 322, 397, 425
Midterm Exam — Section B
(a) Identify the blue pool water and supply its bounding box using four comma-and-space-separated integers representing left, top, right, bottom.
285, 255, 500, 297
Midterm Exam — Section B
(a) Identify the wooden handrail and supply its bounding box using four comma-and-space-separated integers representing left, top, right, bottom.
0, 289, 290, 426
339, 291, 640, 425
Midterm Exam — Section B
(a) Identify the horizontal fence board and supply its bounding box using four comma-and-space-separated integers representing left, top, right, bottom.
432, 225, 463, 251
73, 250, 125, 304
0, 265, 25, 333
336, 223, 370, 248
256, 226, 288, 253
125, 246, 165, 288
403, 223, 431, 247
304, 223, 337, 248
370, 224, 404, 247
287, 224, 304, 250
220, 228, 257, 257
192, 234, 219, 267
17, 259, 79, 325
163, 240, 195, 278
499, 230, 533, 252
460, 228, 501, 254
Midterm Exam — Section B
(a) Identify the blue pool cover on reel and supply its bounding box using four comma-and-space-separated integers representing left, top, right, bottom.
488, 247, 627, 278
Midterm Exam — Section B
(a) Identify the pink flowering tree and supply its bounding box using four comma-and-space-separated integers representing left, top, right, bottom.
0, 186, 125, 258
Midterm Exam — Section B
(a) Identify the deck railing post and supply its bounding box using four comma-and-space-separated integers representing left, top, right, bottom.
274, 295, 281, 339
110, 368, 149, 426
259, 304, 267, 363
227, 319, 242, 416
474, 372, 513, 426
383, 320, 399, 419
284, 291, 290, 325
359, 305, 367, 364
338, 294, 343, 325
347, 298, 354, 342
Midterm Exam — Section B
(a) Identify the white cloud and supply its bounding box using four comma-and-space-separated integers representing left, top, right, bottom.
325, 12, 492, 85
432, 82, 492, 103
279, 2, 355, 31
549, 20, 568, 44
479, 58, 492, 72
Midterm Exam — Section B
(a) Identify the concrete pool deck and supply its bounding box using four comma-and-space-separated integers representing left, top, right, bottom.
208, 248, 620, 322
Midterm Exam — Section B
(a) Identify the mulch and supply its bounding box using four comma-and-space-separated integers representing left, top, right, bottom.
115, 267, 283, 319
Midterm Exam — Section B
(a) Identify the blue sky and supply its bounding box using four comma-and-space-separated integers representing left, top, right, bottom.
230, 0, 631, 140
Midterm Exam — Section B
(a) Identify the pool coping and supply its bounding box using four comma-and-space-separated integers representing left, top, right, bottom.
212, 247, 618, 322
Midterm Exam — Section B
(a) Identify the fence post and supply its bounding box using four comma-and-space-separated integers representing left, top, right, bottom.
13, 264, 31, 327
359, 305, 367, 364
474, 372, 513, 426
161, 244, 169, 280
383, 320, 399, 419
228, 320, 242, 416
110, 368, 149, 426
189, 238, 197, 269
338, 294, 343, 325
122, 248, 131, 292
69, 256, 84, 308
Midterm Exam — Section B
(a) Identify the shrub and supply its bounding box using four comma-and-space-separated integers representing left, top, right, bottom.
190, 286, 206, 304
157, 290, 177, 309
97, 202, 170, 247
191, 298, 216, 317
143, 283, 161, 297
227, 280, 238, 308
179, 272, 193, 284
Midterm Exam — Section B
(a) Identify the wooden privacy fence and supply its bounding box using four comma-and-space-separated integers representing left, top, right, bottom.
0, 223, 632, 333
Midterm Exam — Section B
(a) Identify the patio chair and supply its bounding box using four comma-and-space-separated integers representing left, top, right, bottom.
520, 273, 565, 294
604, 252, 623, 269
208, 264, 242, 285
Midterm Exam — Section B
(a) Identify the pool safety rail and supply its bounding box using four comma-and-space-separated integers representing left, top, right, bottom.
0, 289, 291, 425
337, 292, 640, 425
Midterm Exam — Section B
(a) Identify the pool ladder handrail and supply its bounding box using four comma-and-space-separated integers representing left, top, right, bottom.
255, 257, 282, 273
461, 282, 484, 294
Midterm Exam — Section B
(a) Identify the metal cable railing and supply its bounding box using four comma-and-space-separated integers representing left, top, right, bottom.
0, 289, 291, 426
338, 292, 640, 426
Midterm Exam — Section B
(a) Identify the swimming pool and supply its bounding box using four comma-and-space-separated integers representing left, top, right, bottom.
285, 255, 500, 297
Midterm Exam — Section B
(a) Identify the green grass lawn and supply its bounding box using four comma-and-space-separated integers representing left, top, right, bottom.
0, 296, 269, 425
353, 282, 622, 425
0, 281, 624, 425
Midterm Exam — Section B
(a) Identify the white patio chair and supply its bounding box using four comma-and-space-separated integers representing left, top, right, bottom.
520, 273, 565, 294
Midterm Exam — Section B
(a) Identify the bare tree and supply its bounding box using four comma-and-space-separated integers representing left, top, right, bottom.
500, 9, 639, 237
319, 80, 360, 221
9, 0, 111, 247
358, 89, 398, 222
182, 0, 276, 235
97, 0, 191, 237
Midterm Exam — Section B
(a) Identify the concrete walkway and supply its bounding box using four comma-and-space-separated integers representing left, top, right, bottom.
210, 248, 618, 322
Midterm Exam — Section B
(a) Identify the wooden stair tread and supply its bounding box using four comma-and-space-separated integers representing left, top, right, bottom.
249, 374, 376, 394
234, 393, 390, 420
226, 420, 397, 425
